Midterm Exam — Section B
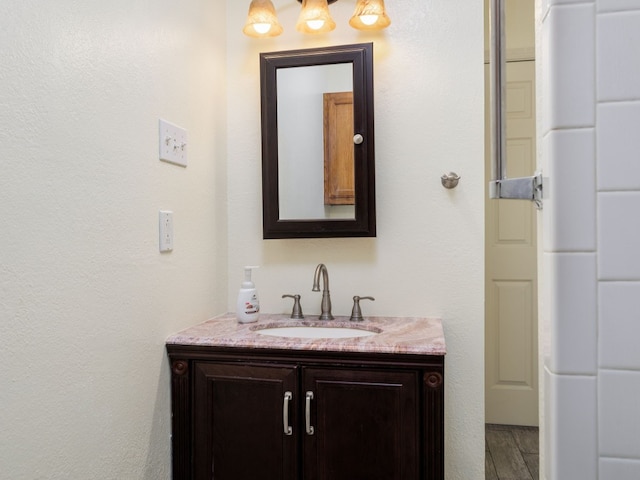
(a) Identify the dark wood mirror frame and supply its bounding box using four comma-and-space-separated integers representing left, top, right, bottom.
260, 43, 376, 239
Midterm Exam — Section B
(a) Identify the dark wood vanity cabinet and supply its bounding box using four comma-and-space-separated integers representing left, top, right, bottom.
192, 363, 298, 479
302, 367, 420, 480
168, 346, 444, 480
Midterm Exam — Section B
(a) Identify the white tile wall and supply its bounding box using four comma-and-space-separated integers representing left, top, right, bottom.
544, 0, 594, 8
598, 193, 640, 280
600, 458, 640, 480
540, 0, 640, 478
543, 4, 595, 131
598, 370, 640, 458
597, 102, 640, 191
597, 1, 640, 13
545, 369, 598, 480
597, 11, 640, 101
599, 283, 640, 369
543, 129, 596, 251
548, 253, 597, 374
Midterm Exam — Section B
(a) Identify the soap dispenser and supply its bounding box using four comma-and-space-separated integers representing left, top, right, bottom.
236, 266, 260, 323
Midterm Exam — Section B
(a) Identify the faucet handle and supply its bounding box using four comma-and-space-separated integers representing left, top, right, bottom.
350, 296, 375, 322
282, 294, 304, 319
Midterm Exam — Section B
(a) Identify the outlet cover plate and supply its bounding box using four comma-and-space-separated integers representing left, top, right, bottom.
159, 119, 187, 167
159, 210, 174, 252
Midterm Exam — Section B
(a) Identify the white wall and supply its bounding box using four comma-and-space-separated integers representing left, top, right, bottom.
538, 1, 640, 478
227, 1, 485, 478
1, 0, 486, 477
0, 1, 228, 478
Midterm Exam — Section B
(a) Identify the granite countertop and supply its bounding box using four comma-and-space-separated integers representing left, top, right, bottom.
166, 313, 446, 356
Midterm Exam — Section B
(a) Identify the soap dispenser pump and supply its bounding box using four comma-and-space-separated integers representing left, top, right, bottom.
236, 266, 260, 323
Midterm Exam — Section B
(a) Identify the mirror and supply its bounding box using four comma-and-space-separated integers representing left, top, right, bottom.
278, 63, 355, 221
260, 43, 376, 239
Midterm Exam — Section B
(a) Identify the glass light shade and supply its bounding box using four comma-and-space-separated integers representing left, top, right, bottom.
243, 0, 283, 38
349, 0, 391, 30
296, 0, 336, 34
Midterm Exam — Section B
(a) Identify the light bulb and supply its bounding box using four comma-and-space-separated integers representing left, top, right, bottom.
306, 19, 325, 30
252, 23, 272, 34
359, 14, 379, 26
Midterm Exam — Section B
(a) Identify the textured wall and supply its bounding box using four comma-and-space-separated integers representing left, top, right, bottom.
0, 1, 228, 478
0, 0, 486, 477
226, 1, 485, 478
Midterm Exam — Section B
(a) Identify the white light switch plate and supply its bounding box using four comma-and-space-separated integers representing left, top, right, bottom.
159, 119, 187, 167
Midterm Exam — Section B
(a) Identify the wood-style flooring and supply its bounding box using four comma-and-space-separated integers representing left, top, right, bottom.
486, 424, 539, 480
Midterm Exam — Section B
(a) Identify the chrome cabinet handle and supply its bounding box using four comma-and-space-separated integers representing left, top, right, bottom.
283, 391, 293, 436
305, 391, 315, 435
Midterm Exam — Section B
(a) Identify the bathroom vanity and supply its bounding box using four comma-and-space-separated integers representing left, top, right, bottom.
166, 314, 446, 480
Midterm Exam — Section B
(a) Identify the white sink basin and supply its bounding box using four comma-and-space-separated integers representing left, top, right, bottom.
254, 325, 379, 339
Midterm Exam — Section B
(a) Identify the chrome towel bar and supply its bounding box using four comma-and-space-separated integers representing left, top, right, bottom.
489, 0, 543, 209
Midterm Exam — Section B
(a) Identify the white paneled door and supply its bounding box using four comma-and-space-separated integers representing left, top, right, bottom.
485, 60, 538, 426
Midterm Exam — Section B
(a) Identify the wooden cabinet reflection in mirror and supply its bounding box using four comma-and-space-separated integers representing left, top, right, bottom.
323, 91, 354, 206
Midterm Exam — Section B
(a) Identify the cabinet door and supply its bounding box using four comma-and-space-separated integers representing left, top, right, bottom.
302, 368, 419, 480
193, 363, 298, 480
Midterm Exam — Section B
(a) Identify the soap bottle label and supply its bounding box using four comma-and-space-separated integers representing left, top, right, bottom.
244, 294, 260, 315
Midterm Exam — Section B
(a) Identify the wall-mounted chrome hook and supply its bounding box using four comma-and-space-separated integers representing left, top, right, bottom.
441, 172, 461, 189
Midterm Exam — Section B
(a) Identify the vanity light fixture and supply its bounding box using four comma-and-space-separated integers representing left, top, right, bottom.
242, 0, 390, 38
349, 0, 391, 30
296, 0, 337, 34
243, 0, 284, 38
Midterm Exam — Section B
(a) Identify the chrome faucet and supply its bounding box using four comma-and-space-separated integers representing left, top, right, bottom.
312, 263, 334, 320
